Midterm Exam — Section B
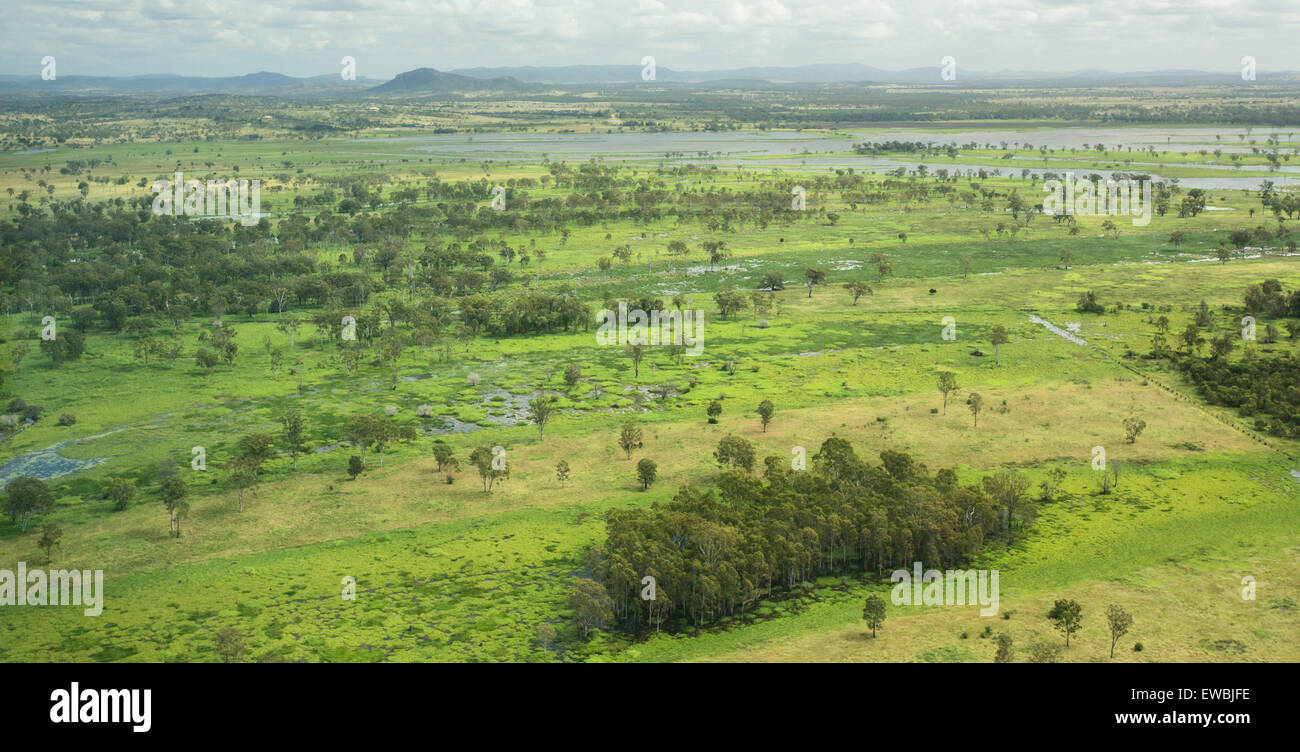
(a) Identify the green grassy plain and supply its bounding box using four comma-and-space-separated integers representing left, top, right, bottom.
2, 125, 1298, 662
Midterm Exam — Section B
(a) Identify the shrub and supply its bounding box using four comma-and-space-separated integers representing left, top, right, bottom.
58, 413, 76, 426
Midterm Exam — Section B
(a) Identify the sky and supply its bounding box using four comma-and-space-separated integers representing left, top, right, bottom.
3, 0, 1298, 79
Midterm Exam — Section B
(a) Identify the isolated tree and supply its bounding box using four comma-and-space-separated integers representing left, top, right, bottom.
6, 476, 54, 533
618, 423, 643, 459
1106, 604, 1133, 658
534, 622, 557, 649
528, 395, 557, 441
1123, 416, 1146, 443
994, 633, 1014, 663
563, 363, 581, 386
1048, 598, 1083, 647
968, 392, 984, 427
756, 399, 775, 432
567, 579, 613, 639
706, 400, 722, 424
843, 280, 872, 305
861, 594, 887, 637
804, 267, 826, 298
469, 445, 508, 492
990, 325, 1010, 363
38, 523, 62, 564
871, 251, 892, 280
227, 460, 258, 513
347, 454, 364, 479
625, 343, 645, 379
636, 458, 658, 490
431, 443, 458, 473
714, 434, 756, 472
937, 371, 960, 414
160, 474, 189, 538
105, 477, 136, 511
556, 460, 571, 487
215, 628, 246, 663
280, 409, 307, 470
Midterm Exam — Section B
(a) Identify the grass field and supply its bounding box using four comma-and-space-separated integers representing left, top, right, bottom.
2, 119, 1298, 663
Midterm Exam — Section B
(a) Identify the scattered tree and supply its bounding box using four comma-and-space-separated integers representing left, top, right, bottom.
528, 395, 558, 441
1123, 416, 1147, 444
1048, 598, 1083, 647
38, 523, 62, 563
861, 594, 887, 637
618, 423, 643, 459
160, 474, 189, 538
937, 371, 959, 414
6, 476, 53, 533
968, 392, 984, 427
636, 458, 658, 490
1106, 604, 1133, 658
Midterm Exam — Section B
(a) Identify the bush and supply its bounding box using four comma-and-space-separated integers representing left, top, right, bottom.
347, 455, 364, 479
1133, 642, 1144, 652
467, 373, 481, 386
563, 363, 581, 385
57, 413, 76, 426
417, 404, 433, 418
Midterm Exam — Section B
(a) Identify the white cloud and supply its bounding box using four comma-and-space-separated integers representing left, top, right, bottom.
4, 0, 1298, 77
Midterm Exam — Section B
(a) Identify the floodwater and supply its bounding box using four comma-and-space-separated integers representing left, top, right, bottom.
352, 126, 1300, 189
0, 427, 126, 488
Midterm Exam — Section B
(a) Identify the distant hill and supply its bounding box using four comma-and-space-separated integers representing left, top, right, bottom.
446, 63, 1300, 87
2, 64, 1298, 97
368, 68, 524, 94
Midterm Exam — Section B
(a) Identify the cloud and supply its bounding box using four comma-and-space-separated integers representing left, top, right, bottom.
3, 0, 1298, 77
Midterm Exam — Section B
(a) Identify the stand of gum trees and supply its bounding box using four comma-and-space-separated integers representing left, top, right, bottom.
587, 437, 1034, 634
